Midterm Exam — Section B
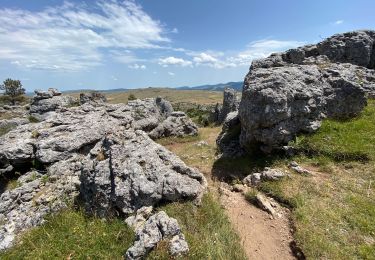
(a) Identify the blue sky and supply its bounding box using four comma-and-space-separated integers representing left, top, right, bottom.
0, 0, 374, 91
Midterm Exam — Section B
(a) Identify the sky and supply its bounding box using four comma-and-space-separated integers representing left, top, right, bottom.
0, 0, 374, 91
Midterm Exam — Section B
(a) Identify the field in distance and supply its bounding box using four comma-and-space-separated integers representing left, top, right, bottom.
70, 88, 223, 105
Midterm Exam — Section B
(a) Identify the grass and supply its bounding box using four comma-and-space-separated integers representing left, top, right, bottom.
149, 193, 247, 260
69, 88, 222, 105
0, 209, 135, 259
157, 126, 221, 176
28, 115, 40, 123
226, 100, 375, 259
0, 124, 15, 136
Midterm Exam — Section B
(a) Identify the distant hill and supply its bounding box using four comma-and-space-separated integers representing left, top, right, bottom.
25, 82, 243, 96
176, 81, 243, 91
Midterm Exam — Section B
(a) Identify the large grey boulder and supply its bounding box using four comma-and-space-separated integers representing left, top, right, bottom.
80, 130, 206, 217
228, 30, 375, 153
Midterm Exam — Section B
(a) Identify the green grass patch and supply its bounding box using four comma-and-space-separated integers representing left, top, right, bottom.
291, 100, 375, 162
28, 115, 40, 123
0, 124, 15, 136
149, 193, 247, 260
254, 100, 375, 259
0, 209, 135, 259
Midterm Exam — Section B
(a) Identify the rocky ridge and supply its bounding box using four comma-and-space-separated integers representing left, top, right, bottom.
218, 30, 375, 154
0, 92, 205, 257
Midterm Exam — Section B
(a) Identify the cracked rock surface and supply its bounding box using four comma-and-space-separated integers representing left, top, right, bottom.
0, 95, 204, 252
218, 30, 375, 154
125, 210, 189, 259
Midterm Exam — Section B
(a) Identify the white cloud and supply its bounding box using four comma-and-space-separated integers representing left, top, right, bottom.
227, 39, 304, 66
0, 1, 169, 70
128, 64, 146, 70
158, 56, 192, 67
193, 53, 218, 63
168, 72, 175, 76
186, 40, 304, 69
111, 75, 118, 81
334, 20, 344, 25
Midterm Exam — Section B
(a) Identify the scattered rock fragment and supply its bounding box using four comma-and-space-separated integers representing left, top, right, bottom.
289, 161, 312, 175
125, 211, 189, 259
243, 168, 286, 186
255, 194, 277, 217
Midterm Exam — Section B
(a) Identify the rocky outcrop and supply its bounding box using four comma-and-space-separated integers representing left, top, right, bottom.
0, 158, 81, 250
125, 209, 189, 259
148, 112, 198, 139
0, 94, 203, 253
219, 30, 375, 154
30, 88, 78, 119
80, 130, 206, 217
219, 88, 240, 123
216, 111, 244, 157
79, 92, 107, 104
210, 88, 241, 124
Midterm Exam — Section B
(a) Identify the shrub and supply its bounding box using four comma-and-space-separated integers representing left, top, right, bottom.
128, 94, 136, 101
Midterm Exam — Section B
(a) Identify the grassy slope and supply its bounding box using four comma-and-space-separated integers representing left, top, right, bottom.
0, 210, 135, 259
260, 100, 375, 259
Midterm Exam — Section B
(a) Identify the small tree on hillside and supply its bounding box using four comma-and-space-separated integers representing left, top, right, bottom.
128, 94, 136, 101
0, 78, 25, 105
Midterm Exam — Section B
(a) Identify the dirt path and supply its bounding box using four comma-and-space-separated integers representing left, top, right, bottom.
220, 188, 295, 260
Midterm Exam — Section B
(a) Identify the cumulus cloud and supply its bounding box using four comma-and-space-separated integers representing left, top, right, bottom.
158, 56, 192, 67
187, 40, 304, 69
128, 64, 146, 70
334, 20, 344, 25
227, 39, 304, 66
0, 1, 169, 70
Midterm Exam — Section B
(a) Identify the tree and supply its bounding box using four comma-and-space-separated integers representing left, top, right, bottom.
128, 94, 137, 101
0, 78, 25, 105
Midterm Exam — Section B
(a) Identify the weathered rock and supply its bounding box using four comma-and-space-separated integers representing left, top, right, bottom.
255, 194, 277, 217
125, 211, 189, 259
30, 89, 78, 118
216, 111, 244, 157
243, 168, 286, 186
0, 158, 81, 250
155, 96, 173, 117
289, 161, 312, 175
0, 96, 205, 251
125, 206, 154, 231
236, 30, 375, 153
80, 130, 206, 217
219, 88, 240, 123
79, 92, 107, 104
148, 112, 198, 139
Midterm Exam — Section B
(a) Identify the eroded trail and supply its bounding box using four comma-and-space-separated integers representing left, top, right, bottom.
160, 126, 297, 260
220, 189, 295, 260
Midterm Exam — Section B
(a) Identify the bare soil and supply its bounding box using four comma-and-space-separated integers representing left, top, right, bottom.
220, 189, 296, 260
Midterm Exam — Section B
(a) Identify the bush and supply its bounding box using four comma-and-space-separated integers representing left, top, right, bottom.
128, 94, 136, 101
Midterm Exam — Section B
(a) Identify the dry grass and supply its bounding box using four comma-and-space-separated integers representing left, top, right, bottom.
157, 126, 221, 176
69, 88, 222, 105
